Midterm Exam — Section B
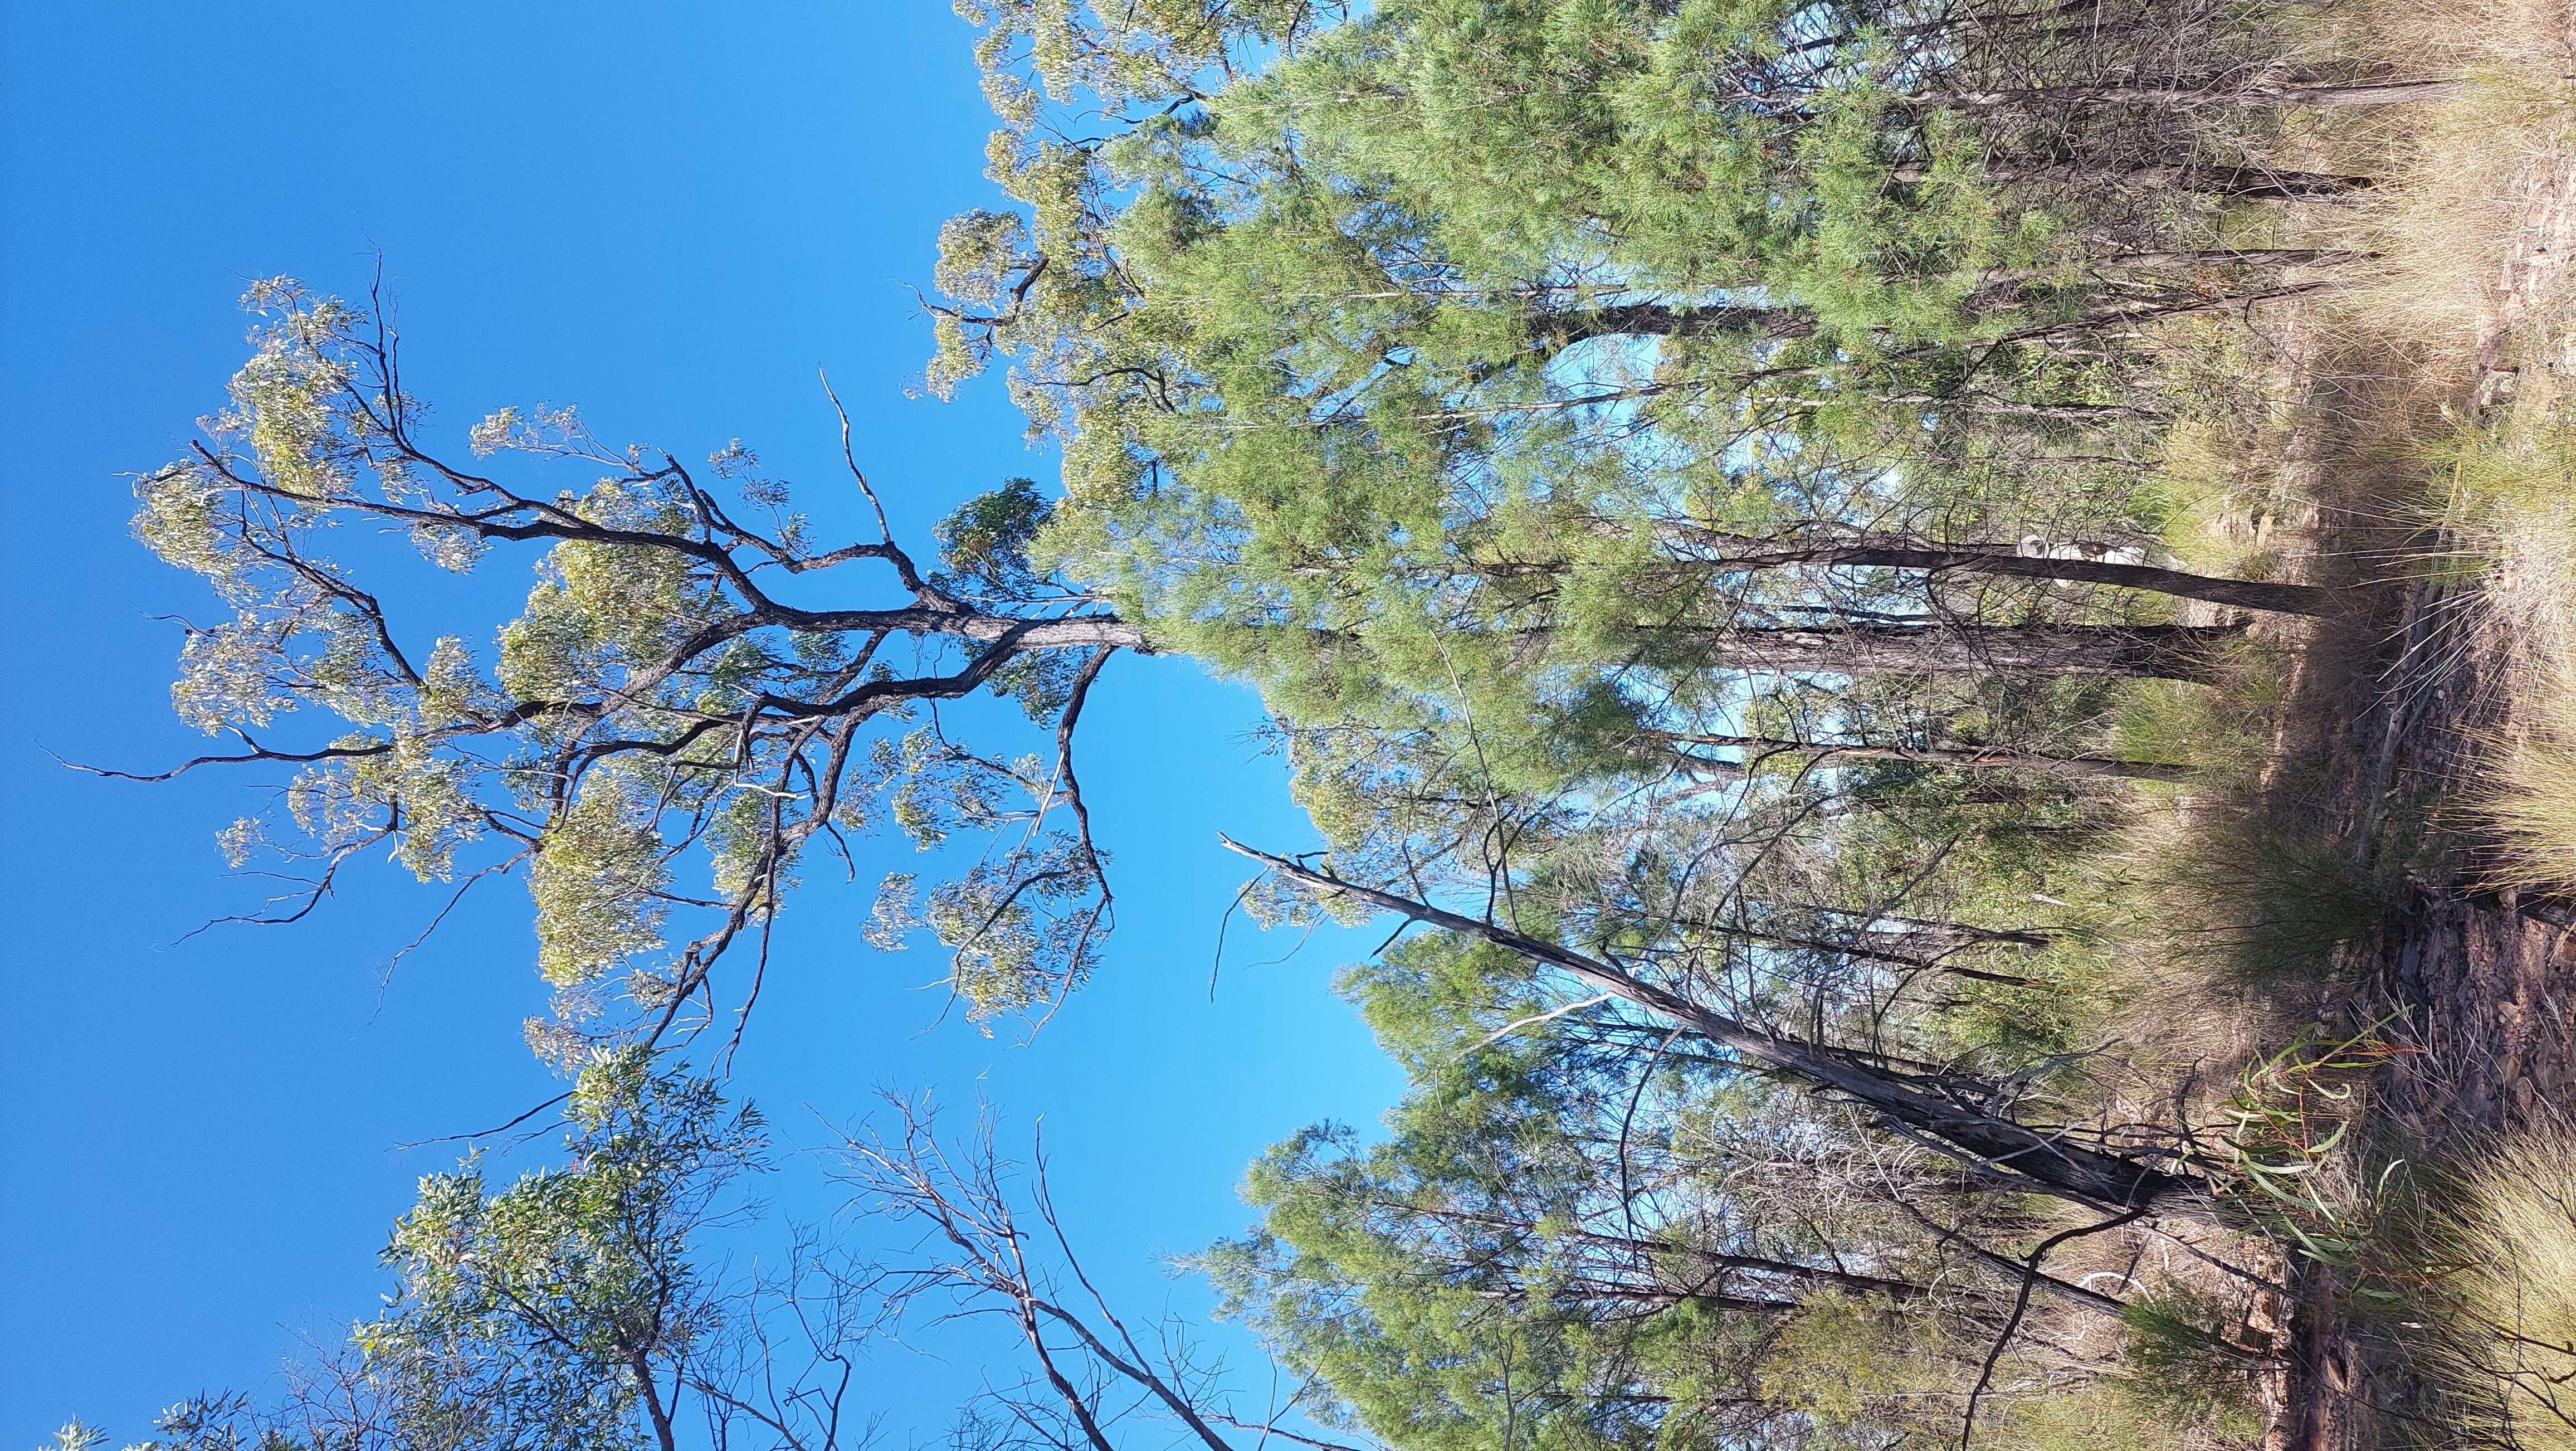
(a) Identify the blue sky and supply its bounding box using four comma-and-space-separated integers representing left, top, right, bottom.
0, 4, 1403, 1440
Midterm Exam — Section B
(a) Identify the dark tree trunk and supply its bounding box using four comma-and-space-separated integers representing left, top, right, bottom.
1541, 301, 1818, 345
1896, 159, 2374, 201
1650, 524, 2336, 616
1225, 841, 2215, 1221
1931, 77, 2465, 110
1652, 621, 2247, 681
1651, 729, 2193, 782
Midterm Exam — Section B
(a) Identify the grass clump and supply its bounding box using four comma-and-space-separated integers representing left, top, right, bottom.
2299, 0, 2575, 364
2110, 676, 2281, 792
2422, 1130, 2576, 1449
2434, 415, 2576, 889
2481, 678, 2576, 890
2111, 1288, 2271, 1444
2102, 806, 2395, 983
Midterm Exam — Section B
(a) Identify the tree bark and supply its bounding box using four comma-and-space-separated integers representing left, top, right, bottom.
1648, 523, 2335, 616
1223, 839, 2213, 1220
1930, 77, 2465, 110
1895, 159, 2374, 201
1637, 621, 2247, 681
1543, 301, 1818, 345
1649, 729, 2194, 782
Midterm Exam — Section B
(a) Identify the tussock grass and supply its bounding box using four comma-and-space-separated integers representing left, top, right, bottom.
2295, 0, 2575, 363
2056, 801, 2380, 1096
2434, 416, 2576, 888
2111, 1287, 2271, 1441
2099, 804, 2393, 982
2421, 1129, 2576, 1449
2110, 677, 2281, 791
2138, 418, 2296, 587
2481, 677, 2576, 889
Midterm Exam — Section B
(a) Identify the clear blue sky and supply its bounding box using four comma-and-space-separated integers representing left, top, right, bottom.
0, 4, 1402, 1440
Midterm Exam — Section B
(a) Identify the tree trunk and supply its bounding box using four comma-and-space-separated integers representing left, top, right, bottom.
1223, 839, 2213, 1220
1780, 902, 2061, 950
1643, 621, 2247, 681
1544, 301, 1817, 345
1645, 909, 2045, 985
1648, 523, 2335, 616
1930, 77, 2465, 110
1649, 729, 2193, 782
1976, 159, 2365, 201
1896, 159, 2373, 201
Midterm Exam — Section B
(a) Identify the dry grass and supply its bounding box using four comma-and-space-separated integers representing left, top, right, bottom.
2110, 676, 2281, 790
2482, 683, 2576, 888
2139, 418, 2298, 586
2423, 1128, 2576, 1450
2293, 0, 2576, 362
2102, 804, 2392, 981
2434, 415, 2576, 888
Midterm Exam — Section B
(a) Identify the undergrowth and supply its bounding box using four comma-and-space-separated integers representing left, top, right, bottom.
2414, 1128, 2576, 1450
2432, 413, 2576, 889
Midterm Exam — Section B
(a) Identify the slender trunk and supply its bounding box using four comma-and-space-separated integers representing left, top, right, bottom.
1544, 301, 1817, 345
1223, 839, 2212, 1220
1520, 1218, 1943, 1301
1296, 620, 2241, 689
1637, 620, 2246, 681
1018, 1302, 1124, 1451
630, 1353, 679, 1451
1872, 393, 2168, 422
1929, 77, 2465, 110
1896, 159, 2373, 201
1649, 911, 2045, 985
1650, 728, 2193, 782
2084, 247, 2370, 272
1648, 523, 2334, 616
1533, 267, 2353, 369
1781, 902, 2061, 949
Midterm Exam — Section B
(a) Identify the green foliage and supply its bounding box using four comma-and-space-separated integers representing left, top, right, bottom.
934, 476, 1055, 602
354, 1050, 760, 1451
2114, 1288, 2268, 1439
2102, 806, 2395, 983
2211, 1027, 2409, 1267
2413, 1129, 2576, 1450
1759, 1292, 2248, 1451
131, 283, 1124, 1051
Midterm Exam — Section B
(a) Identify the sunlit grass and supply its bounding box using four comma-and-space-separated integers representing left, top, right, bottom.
2422, 1130, 2576, 1449
2434, 416, 2576, 889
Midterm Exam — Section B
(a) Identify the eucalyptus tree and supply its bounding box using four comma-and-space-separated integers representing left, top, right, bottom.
116, 282, 1143, 1056
109, 1068, 1398, 1451
115, 1053, 780, 1451
1202, 924, 2229, 1451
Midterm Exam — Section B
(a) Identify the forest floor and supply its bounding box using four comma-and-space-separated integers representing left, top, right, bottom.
2248, 100, 2576, 1451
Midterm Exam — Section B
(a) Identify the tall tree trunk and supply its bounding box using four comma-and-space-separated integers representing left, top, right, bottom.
1635, 621, 2247, 681
1648, 523, 2335, 616
1929, 77, 2465, 110
1648, 729, 2194, 782
1224, 840, 2213, 1221
1779, 902, 2062, 950
1414, 1203, 1944, 1302
1896, 159, 2374, 201
1644, 909, 2045, 985
1535, 267, 2355, 366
